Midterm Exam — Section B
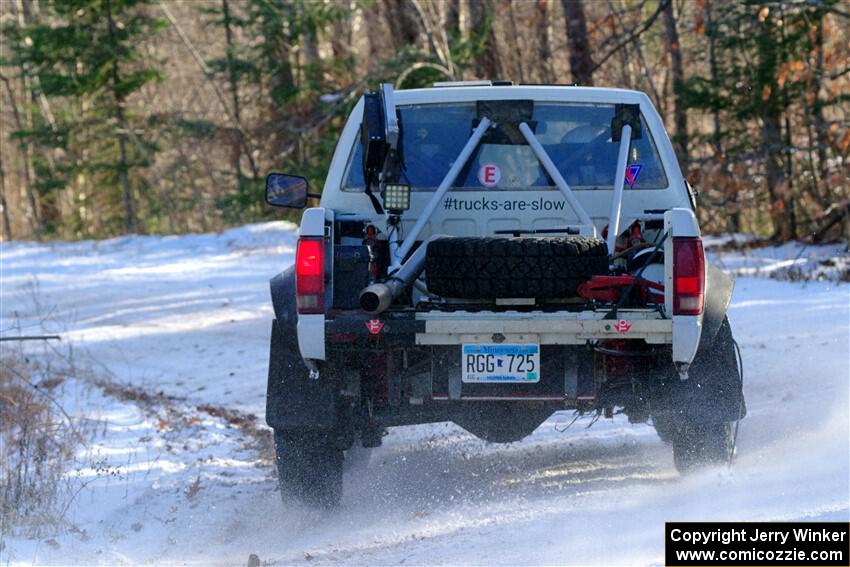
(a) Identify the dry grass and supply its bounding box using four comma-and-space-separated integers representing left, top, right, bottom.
0, 345, 84, 538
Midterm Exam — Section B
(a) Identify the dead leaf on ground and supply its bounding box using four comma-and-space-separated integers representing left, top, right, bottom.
185, 476, 202, 499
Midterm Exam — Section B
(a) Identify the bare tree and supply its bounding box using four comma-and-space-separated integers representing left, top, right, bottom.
0, 73, 39, 236
385, 0, 422, 52
102, 0, 137, 233
6, 0, 41, 235
561, 0, 593, 85
410, 0, 458, 81
459, 0, 499, 79
705, 2, 739, 232
535, 0, 554, 84
0, 138, 13, 241
758, 16, 794, 240
663, 0, 687, 159
221, 0, 247, 204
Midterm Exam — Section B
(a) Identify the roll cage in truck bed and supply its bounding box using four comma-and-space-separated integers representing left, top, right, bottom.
263, 83, 745, 506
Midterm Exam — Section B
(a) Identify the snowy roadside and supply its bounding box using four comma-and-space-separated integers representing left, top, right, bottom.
704, 234, 849, 283
2, 223, 294, 564
1, 223, 848, 566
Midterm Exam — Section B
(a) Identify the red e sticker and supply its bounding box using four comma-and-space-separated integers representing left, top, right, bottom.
477, 164, 501, 187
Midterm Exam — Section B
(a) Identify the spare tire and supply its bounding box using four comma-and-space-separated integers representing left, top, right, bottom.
425, 236, 608, 299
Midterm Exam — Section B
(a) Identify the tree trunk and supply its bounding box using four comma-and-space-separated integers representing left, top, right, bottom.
105, 0, 136, 233
663, 0, 687, 159
0, 139, 13, 241
763, 110, 793, 240
115, 103, 136, 234
261, 3, 296, 160
812, 9, 830, 193
443, 0, 459, 41
13, 81, 39, 235
561, 0, 593, 85
7, 0, 40, 236
350, 1, 370, 77
705, 3, 738, 232
410, 0, 456, 79
222, 0, 246, 203
302, 29, 320, 85
489, 0, 524, 82
386, 0, 423, 52
757, 11, 793, 241
331, 7, 351, 62
459, 0, 498, 79
535, 0, 553, 83
506, 1, 526, 82
366, 1, 396, 65
300, 0, 323, 88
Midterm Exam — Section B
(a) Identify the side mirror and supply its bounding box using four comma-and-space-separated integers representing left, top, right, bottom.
265, 173, 309, 209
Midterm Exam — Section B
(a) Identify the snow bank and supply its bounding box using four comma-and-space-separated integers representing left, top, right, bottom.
704, 234, 849, 283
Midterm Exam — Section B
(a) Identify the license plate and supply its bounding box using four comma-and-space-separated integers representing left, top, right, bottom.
461, 343, 540, 383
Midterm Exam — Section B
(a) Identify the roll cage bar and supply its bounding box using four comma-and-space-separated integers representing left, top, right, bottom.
370, 84, 640, 268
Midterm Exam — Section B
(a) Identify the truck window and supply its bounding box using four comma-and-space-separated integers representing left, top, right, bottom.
343, 102, 668, 191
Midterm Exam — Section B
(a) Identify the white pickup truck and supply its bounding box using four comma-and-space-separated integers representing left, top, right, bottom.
264, 82, 745, 506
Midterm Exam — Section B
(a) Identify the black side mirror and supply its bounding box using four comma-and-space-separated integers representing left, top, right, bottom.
265, 173, 309, 208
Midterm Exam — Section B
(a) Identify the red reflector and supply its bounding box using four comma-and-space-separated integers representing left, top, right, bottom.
296, 237, 325, 314
673, 237, 705, 316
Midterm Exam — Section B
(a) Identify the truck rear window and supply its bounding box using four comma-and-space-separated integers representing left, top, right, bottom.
343, 102, 668, 191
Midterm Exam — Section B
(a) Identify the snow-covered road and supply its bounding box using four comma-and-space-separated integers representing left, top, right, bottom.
1, 223, 848, 565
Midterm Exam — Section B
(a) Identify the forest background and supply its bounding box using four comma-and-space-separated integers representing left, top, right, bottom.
1, 0, 848, 242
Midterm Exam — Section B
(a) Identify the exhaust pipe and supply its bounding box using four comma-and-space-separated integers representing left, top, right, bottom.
359, 235, 444, 315
359, 281, 400, 314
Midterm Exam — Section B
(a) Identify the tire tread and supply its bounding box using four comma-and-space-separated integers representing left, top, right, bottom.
425, 236, 608, 299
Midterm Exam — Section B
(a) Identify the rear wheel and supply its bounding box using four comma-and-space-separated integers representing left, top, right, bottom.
651, 316, 743, 473
274, 429, 343, 507
670, 422, 734, 473
651, 414, 676, 444
267, 319, 347, 506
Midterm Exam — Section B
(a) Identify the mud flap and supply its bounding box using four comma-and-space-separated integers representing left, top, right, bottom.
266, 268, 336, 430
699, 264, 734, 351
270, 267, 297, 329
266, 319, 337, 430
654, 316, 746, 425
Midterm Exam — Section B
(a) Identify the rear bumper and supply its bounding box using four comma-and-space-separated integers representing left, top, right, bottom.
324, 307, 700, 367
415, 309, 672, 345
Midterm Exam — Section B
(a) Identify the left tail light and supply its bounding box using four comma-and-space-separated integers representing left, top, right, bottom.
295, 237, 325, 314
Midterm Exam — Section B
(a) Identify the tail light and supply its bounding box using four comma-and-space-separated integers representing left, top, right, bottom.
673, 237, 705, 315
295, 237, 325, 314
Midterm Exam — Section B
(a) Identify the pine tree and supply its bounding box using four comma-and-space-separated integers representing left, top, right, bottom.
678, 2, 833, 239
3, 0, 165, 236
200, 0, 348, 222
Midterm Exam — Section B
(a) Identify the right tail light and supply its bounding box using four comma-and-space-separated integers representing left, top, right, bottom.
673, 237, 705, 316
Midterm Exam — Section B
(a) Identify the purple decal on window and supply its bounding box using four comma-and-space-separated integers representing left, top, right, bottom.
625, 164, 643, 188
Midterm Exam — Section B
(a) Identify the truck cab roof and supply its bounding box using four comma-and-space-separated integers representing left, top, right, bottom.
319, 84, 691, 236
